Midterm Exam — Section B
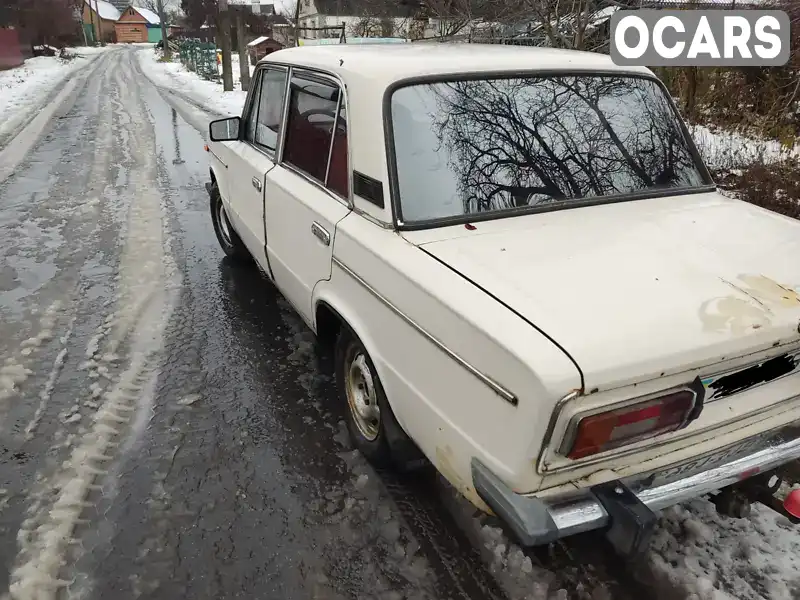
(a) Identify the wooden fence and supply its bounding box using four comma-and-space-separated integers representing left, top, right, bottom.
0, 28, 28, 70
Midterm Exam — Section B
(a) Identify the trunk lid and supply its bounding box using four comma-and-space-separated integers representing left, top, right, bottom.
403, 192, 800, 391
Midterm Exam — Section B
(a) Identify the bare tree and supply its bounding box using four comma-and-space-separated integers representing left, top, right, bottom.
421, 0, 476, 38
138, 0, 178, 22
522, 0, 610, 50
348, 16, 383, 37
234, 6, 250, 90
417, 0, 527, 40
218, 0, 234, 91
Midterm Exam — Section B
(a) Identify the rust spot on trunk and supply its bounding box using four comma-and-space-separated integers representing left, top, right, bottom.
700, 275, 800, 334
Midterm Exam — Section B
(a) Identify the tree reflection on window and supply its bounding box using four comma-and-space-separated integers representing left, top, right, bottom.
391, 75, 709, 222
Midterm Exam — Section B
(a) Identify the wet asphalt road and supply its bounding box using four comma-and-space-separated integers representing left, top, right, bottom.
0, 47, 657, 600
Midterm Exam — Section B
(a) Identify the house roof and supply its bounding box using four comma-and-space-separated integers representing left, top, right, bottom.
106, 0, 129, 10
247, 35, 270, 46
265, 14, 291, 26
132, 6, 160, 24
85, 0, 121, 21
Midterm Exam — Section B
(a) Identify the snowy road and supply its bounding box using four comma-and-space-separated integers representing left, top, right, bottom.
0, 46, 797, 600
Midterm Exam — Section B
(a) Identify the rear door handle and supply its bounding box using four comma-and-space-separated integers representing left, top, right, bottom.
311, 222, 330, 246
252, 176, 262, 191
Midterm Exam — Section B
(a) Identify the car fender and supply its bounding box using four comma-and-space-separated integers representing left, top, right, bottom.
311, 279, 411, 431
208, 152, 233, 212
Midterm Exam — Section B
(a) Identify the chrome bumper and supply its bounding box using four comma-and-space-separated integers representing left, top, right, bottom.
472, 432, 800, 549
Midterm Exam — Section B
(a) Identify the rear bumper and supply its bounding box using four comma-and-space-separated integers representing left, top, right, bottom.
473, 430, 800, 549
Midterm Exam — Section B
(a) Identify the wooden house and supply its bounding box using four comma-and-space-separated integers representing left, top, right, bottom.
83, 0, 121, 43
115, 5, 164, 43
247, 35, 284, 65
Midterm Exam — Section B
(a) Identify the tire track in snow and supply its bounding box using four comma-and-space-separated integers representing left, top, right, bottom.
0, 50, 119, 435
23, 313, 75, 441
0, 302, 62, 425
6, 49, 181, 600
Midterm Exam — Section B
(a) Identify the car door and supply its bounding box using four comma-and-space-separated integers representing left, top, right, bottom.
264, 69, 352, 324
210, 72, 260, 231
226, 66, 289, 268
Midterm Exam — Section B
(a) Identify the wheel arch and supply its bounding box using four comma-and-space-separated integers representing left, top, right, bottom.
313, 290, 426, 468
312, 291, 402, 419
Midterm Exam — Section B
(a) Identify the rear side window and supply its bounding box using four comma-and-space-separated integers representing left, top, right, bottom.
283, 73, 349, 197
254, 68, 288, 151
391, 75, 709, 223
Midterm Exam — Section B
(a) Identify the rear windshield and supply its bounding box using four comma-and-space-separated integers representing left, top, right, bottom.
390, 75, 710, 224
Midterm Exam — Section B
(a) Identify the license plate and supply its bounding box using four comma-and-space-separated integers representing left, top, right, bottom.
642, 425, 800, 489
701, 349, 800, 402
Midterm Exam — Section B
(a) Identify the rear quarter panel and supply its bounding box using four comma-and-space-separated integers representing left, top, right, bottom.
315, 213, 581, 500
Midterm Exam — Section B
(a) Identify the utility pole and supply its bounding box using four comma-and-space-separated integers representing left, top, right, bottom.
293, 0, 301, 46
235, 6, 250, 91
156, 0, 171, 59
94, 0, 103, 42
218, 0, 234, 91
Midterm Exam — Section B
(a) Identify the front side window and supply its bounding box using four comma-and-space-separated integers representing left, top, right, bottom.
254, 68, 288, 151
283, 73, 349, 197
390, 75, 711, 223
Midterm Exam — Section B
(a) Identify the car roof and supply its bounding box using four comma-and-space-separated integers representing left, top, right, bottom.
260, 43, 653, 87
255, 44, 656, 227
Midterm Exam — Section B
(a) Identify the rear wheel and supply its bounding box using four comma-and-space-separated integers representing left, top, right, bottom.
210, 183, 251, 263
335, 327, 425, 470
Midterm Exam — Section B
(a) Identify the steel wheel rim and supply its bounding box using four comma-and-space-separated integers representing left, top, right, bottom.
218, 201, 232, 246
346, 352, 380, 441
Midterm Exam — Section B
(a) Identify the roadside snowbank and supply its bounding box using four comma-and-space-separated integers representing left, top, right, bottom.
688, 123, 798, 172
0, 46, 109, 145
137, 48, 247, 117
647, 499, 800, 600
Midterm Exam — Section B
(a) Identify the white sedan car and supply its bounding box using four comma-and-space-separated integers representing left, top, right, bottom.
205, 44, 800, 555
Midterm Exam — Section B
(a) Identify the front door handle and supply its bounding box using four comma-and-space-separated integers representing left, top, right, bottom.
311, 222, 330, 246
252, 176, 262, 191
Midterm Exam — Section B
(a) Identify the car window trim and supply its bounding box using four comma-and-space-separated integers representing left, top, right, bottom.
271, 65, 352, 207
323, 91, 343, 186
246, 65, 289, 159
382, 69, 716, 231
282, 69, 340, 184
241, 68, 262, 143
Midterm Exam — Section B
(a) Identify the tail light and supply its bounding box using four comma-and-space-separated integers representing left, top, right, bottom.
563, 382, 704, 460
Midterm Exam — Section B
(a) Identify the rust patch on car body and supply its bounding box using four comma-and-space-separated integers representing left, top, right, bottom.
436, 445, 493, 514
737, 275, 800, 307
700, 275, 800, 335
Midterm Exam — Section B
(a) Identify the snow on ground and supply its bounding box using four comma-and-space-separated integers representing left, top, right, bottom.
688, 123, 798, 172
647, 499, 800, 600
0, 46, 109, 143
137, 48, 249, 117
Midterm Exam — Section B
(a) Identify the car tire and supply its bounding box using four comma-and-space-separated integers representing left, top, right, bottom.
210, 183, 251, 263
335, 327, 426, 471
